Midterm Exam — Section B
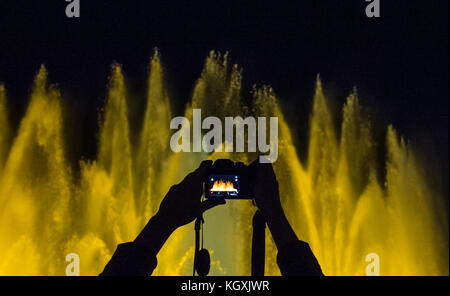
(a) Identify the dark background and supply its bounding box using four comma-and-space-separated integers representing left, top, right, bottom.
0, 0, 448, 196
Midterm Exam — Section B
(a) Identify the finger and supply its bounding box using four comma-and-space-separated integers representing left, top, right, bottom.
199, 198, 226, 215
182, 160, 212, 184
257, 162, 276, 181
179, 160, 211, 191
249, 158, 259, 168
194, 160, 212, 181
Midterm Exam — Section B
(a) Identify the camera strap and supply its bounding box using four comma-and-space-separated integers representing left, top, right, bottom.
193, 210, 266, 276
192, 216, 203, 276
193, 214, 211, 276
193, 215, 203, 276
251, 210, 266, 276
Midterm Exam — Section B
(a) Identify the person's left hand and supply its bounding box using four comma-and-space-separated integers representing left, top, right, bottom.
156, 160, 226, 230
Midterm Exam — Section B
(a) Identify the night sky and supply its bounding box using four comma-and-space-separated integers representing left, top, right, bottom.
0, 0, 448, 193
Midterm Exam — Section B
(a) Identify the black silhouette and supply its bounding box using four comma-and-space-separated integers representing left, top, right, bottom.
100, 160, 323, 276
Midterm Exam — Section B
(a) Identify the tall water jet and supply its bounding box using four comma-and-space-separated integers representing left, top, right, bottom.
135, 51, 172, 221
135, 53, 188, 276
381, 126, 448, 275
70, 65, 138, 275
0, 66, 71, 275
252, 84, 315, 275
333, 91, 376, 274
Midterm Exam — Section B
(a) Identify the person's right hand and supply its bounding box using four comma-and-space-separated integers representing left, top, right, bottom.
250, 160, 299, 249
251, 161, 284, 220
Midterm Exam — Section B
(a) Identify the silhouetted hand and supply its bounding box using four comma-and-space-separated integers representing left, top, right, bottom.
156, 160, 226, 230
251, 161, 284, 220
251, 160, 298, 249
134, 160, 225, 254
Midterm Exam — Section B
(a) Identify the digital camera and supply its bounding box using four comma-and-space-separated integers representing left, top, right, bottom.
204, 159, 255, 199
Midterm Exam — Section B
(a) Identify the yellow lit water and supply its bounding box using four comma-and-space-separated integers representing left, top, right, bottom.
0, 52, 448, 275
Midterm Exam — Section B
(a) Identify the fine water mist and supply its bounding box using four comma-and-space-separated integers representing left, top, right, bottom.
0, 51, 448, 275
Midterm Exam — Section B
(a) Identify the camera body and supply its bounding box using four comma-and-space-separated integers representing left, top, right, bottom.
204, 159, 254, 199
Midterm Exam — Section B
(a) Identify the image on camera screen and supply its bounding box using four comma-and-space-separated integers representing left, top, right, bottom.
207, 174, 240, 198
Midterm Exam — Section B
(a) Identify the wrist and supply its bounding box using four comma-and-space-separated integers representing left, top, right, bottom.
265, 210, 299, 249
134, 214, 176, 254
152, 211, 178, 233
262, 204, 285, 223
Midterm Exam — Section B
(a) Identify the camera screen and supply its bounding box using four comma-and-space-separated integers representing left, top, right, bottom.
207, 174, 240, 198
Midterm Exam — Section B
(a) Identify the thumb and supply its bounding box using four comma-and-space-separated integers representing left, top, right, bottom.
199, 198, 226, 215
192, 160, 213, 183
